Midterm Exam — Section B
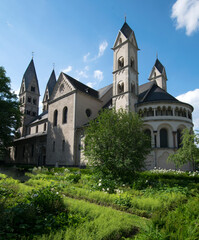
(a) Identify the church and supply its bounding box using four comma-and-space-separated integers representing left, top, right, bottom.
11, 22, 194, 170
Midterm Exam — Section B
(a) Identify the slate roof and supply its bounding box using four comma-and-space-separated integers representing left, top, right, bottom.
154, 58, 164, 73
138, 82, 179, 104
63, 73, 99, 99
120, 22, 133, 39
23, 59, 39, 92
46, 70, 56, 97
29, 111, 48, 125
98, 83, 112, 98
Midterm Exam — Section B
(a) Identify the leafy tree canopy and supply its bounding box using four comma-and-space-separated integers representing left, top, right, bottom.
0, 66, 21, 153
168, 128, 199, 170
83, 109, 151, 184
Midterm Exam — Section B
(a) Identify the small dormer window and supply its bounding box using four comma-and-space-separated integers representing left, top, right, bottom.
119, 38, 122, 44
46, 94, 48, 101
31, 86, 35, 92
118, 57, 124, 69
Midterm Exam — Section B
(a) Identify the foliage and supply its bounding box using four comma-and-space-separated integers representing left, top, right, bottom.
0, 187, 68, 239
0, 66, 21, 154
168, 128, 199, 170
84, 109, 151, 184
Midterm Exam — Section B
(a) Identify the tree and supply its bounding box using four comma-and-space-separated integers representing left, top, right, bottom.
0, 66, 21, 154
83, 109, 151, 183
168, 128, 199, 170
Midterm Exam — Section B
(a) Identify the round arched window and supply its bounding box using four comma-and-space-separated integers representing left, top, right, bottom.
86, 109, 92, 117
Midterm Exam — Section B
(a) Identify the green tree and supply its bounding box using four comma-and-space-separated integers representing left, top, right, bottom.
0, 66, 21, 154
168, 128, 199, 170
84, 109, 151, 184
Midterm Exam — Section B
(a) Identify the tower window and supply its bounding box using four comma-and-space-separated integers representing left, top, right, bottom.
131, 58, 135, 69
62, 107, 68, 124
31, 86, 35, 92
26, 110, 31, 115
28, 97, 31, 103
32, 112, 36, 116
46, 94, 48, 101
33, 98, 37, 105
118, 57, 124, 69
118, 82, 124, 94
53, 110, 58, 127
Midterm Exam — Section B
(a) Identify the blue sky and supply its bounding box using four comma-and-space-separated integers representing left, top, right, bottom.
1, 0, 199, 128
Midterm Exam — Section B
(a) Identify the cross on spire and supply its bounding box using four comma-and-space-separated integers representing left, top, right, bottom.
32, 51, 34, 59
124, 15, 126, 23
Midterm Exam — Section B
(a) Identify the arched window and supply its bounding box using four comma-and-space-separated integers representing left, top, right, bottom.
131, 58, 135, 69
118, 82, 124, 94
147, 108, 154, 117
86, 109, 92, 117
156, 107, 161, 116
160, 128, 168, 148
118, 57, 124, 69
62, 107, 68, 124
44, 123, 47, 131
167, 107, 173, 116
53, 110, 58, 127
177, 129, 182, 148
144, 129, 151, 146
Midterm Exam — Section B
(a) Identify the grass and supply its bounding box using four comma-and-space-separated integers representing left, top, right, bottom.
0, 166, 199, 239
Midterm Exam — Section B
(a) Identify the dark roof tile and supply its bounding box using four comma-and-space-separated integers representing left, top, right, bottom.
63, 73, 99, 98
120, 22, 133, 39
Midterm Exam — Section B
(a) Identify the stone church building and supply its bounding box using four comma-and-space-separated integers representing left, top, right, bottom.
11, 22, 194, 170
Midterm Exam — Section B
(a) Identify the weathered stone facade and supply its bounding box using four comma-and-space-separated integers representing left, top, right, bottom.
10, 22, 194, 170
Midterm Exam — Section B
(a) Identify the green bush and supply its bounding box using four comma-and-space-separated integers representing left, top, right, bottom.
0, 187, 68, 239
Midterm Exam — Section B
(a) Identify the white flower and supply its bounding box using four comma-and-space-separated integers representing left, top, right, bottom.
98, 183, 102, 186
107, 188, 109, 191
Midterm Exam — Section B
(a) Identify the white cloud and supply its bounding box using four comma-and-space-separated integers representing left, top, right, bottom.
176, 88, 199, 130
97, 41, 108, 58
94, 70, 103, 81
86, 82, 96, 88
76, 66, 89, 79
83, 53, 90, 62
6, 21, 13, 28
62, 66, 72, 73
171, 0, 199, 35
83, 41, 108, 62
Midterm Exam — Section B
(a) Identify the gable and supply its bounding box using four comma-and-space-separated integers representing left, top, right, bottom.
50, 73, 75, 101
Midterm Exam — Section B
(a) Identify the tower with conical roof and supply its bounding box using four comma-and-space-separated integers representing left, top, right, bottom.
42, 70, 56, 112
148, 58, 167, 91
19, 59, 40, 136
112, 22, 139, 112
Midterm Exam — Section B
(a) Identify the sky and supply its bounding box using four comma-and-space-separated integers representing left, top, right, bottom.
0, 0, 199, 129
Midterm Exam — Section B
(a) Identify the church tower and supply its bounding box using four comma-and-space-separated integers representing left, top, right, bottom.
42, 69, 56, 112
112, 22, 139, 112
19, 59, 40, 136
148, 58, 167, 91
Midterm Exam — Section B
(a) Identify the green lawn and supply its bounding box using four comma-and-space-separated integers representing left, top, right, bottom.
0, 167, 199, 239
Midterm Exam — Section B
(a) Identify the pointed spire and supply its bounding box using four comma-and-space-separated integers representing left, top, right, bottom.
47, 69, 56, 97
23, 58, 39, 91
154, 58, 164, 74
120, 22, 133, 39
